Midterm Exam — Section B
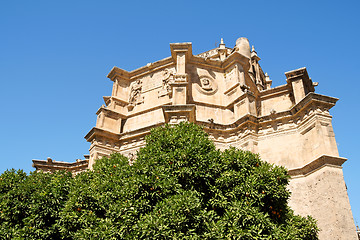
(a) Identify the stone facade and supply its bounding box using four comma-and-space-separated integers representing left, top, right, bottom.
33, 37, 357, 239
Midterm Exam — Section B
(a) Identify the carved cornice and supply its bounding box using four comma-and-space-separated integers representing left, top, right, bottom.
85, 127, 121, 142
103, 96, 128, 106
285, 67, 308, 81
91, 92, 338, 146
259, 92, 337, 123
285, 67, 315, 93
288, 155, 346, 177
107, 58, 174, 81
196, 92, 337, 137
119, 122, 164, 141
107, 67, 131, 81
96, 106, 126, 119
170, 42, 193, 61
200, 113, 258, 133
130, 59, 174, 79
290, 92, 338, 114
32, 159, 89, 172
96, 103, 173, 121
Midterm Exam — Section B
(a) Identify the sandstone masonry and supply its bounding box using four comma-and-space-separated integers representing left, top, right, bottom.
33, 37, 357, 239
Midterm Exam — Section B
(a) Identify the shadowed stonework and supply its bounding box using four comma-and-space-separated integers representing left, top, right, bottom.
33, 37, 357, 239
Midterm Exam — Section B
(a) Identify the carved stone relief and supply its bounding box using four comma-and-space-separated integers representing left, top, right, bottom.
128, 79, 144, 110
158, 68, 174, 97
201, 78, 213, 90
195, 75, 218, 95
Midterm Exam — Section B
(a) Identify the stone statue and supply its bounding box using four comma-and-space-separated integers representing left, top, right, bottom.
158, 69, 174, 97
129, 80, 142, 104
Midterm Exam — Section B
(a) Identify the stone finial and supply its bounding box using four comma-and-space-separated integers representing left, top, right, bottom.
265, 72, 272, 89
219, 38, 226, 49
251, 45, 260, 60
47, 157, 53, 163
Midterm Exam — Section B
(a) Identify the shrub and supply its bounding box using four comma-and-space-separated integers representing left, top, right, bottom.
0, 122, 318, 239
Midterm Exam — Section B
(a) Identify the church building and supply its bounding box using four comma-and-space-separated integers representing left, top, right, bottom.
33, 37, 357, 239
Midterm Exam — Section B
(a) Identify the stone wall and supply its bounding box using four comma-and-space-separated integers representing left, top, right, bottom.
35, 37, 357, 239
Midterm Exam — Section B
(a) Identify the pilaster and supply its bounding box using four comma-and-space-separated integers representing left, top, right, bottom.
170, 43, 192, 105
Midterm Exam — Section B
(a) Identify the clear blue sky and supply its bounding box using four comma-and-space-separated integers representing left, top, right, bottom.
1, 0, 359, 226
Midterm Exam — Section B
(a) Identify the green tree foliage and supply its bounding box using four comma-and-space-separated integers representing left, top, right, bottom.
0, 169, 73, 239
0, 122, 318, 239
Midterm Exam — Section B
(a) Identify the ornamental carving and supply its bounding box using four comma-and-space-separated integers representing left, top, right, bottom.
196, 75, 218, 95
128, 79, 144, 110
158, 68, 174, 97
201, 77, 213, 91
